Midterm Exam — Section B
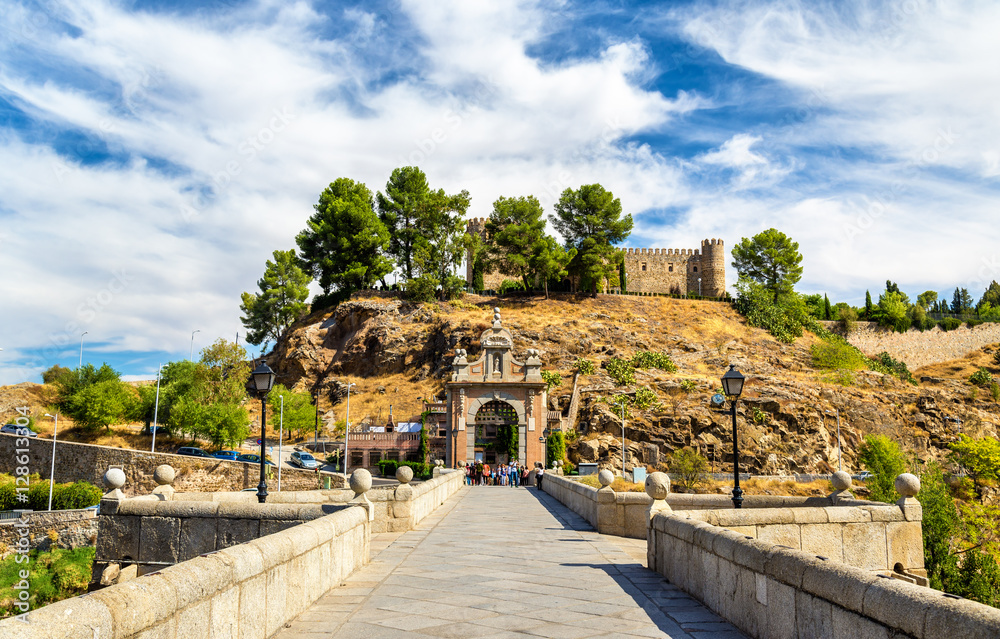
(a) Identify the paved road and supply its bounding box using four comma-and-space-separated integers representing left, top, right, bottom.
275, 485, 746, 639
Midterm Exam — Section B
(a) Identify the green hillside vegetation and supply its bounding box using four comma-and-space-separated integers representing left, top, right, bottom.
0, 548, 95, 618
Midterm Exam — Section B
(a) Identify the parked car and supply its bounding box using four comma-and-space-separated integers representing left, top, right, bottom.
289, 451, 321, 469
177, 446, 212, 458
211, 450, 241, 461
236, 453, 276, 466
1, 424, 38, 437
852, 470, 874, 481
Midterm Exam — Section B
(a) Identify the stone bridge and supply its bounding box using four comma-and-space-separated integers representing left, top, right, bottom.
3, 468, 999, 639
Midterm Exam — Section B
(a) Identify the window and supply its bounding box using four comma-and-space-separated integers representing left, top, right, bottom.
484, 451, 496, 464
641, 262, 647, 271
350, 451, 364, 467
405, 451, 421, 462
693, 266, 698, 272
438, 428, 447, 437
485, 424, 497, 438
385, 450, 399, 462
668, 264, 673, 272
368, 451, 382, 467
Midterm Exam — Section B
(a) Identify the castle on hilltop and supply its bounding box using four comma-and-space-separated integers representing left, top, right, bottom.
466, 218, 726, 297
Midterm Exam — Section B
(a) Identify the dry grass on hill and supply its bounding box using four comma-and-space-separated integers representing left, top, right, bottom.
913, 342, 1000, 381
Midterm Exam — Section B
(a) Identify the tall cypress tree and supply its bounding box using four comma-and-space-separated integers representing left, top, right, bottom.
823, 294, 832, 320
864, 290, 873, 319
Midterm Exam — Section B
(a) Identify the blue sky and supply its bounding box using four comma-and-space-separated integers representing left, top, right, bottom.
3, 0, 1000, 384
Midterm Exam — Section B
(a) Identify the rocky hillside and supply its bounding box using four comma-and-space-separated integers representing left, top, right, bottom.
268, 292, 1000, 476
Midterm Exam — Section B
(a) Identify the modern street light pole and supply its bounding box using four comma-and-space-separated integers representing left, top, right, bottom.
620, 399, 627, 476
79, 332, 88, 368
151, 363, 163, 453
314, 393, 319, 450
245, 361, 276, 503
721, 365, 746, 509
826, 409, 843, 471
189, 330, 201, 361
344, 383, 356, 478
44, 413, 59, 511
278, 395, 284, 492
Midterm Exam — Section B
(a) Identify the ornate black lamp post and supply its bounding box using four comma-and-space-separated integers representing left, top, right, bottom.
246, 361, 276, 503
721, 364, 746, 508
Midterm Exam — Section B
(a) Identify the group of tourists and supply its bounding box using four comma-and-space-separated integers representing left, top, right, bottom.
465, 461, 527, 486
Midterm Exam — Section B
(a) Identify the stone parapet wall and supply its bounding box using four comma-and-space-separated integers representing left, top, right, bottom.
0, 433, 343, 495
0, 505, 371, 639
0, 509, 98, 559
647, 512, 1000, 639
96, 496, 353, 569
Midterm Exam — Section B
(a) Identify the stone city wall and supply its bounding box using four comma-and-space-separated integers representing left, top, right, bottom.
0, 509, 98, 559
0, 505, 371, 639
0, 433, 344, 495
647, 512, 1000, 639
823, 319, 1000, 370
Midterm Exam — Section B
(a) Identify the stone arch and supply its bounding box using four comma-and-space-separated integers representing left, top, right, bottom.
467, 390, 525, 425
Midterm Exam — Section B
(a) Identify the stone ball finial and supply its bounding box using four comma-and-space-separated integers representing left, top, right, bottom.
396, 466, 413, 484
645, 472, 671, 500
895, 473, 920, 497
153, 465, 175, 486
350, 468, 372, 496
493, 307, 500, 314
831, 471, 852, 491
598, 469, 615, 487
104, 467, 126, 490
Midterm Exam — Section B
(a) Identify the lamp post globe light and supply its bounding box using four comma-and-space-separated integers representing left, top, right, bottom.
246, 361, 276, 503
721, 364, 746, 509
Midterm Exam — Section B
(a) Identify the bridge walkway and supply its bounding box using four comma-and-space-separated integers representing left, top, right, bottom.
275, 484, 746, 639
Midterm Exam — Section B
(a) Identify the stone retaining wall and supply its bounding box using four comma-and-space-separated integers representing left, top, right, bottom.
0, 433, 344, 495
0, 509, 98, 559
0, 505, 371, 639
647, 512, 1000, 639
822, 319, 1000, 370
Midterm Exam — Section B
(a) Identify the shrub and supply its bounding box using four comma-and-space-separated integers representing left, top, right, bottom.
858, 435, 908, 503
546, 431, 566, 468
631, 351, 678, 372
605, 358, 636, 386
375, 459, 432, 479
969, 367, 993, 388
668, 448, 709, 492
875, 352, 916, 384
541, 370, 562, 392
679, 379, 697, 393
994, 350, 1000, 367
967, 319, 985, 329
940, 317, 962, 331
0, 547, 95, 610
733, 281, 810, 343
811, 340, 867, 370
499, 279, 525, 295
573, 358, 596, 375
404, 275, 437, 302
838, 307, 858, 335
633, 387, 660, 410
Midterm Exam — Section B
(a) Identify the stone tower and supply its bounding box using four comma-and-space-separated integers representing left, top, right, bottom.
698, 238, 726, 298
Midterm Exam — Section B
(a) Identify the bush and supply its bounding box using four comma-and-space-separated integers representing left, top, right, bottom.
499, 279, 525, 295
404, 276, 438, 302
668, 448, 708, 492
631, 351, 678, 372
574, 358, 596, 375
541, 370, 562, 392
546, 431, 566, 468
874, 352, 916, 384
0, 547, 95, 611
733, 282, 810, 343
811, 340, 867, 370
633, 387, 660, 410
940, 317, 962, 331
605, 358, 636, 386
969, 367, 994, 388
375, 459, 432, 479
994, 350, 1000, 367
858, 435, 908, 503
967, 319, 985, 329
838, 307, 858, 335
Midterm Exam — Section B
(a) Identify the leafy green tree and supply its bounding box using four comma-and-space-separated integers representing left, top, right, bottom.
668, 448, 709, 492
240, 249, 312, 347
802, 293, 824, 319
541, 370, 562, 392
41, 364, 72, 385
950, 435, 1000, 484
916, 290, 939, 311
297, 178, 392, 309
978, 281, 1000, 311
377, 167, 430, 281
731, 228, 803, 303
485, 195, 547, 291
953, 548, 1000, 607
546, 430, 566, 467
876, 290, 910, 333
530, 235, 575, 300
54, 363, 120, 405
268, 384, 317, 437
68, 379, 138, 431
952, 287, 974, 316
858, 435, 908, 503
411, 187, 471, 301
551, 184, 632, 297
918, 463, 960, 591
884, 280, 911, 305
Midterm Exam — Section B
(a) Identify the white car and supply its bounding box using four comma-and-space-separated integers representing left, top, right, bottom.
289, 451, 321, 469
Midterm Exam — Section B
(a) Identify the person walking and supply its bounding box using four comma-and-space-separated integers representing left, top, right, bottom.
536, 463, 545, 490
475, 460, 483, 486
483, 462, 491, 486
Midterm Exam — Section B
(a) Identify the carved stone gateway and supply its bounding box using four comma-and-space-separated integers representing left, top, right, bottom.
445, 308, 547, 468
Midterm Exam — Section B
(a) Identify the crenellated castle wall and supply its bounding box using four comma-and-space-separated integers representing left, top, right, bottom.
465, 219, 726, 296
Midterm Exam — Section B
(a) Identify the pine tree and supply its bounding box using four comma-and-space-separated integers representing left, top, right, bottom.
240, 249, 312, 347
551, 184, 632, 297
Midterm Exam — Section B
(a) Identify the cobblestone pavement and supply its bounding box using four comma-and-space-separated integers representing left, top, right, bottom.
275, 486, 746, 639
